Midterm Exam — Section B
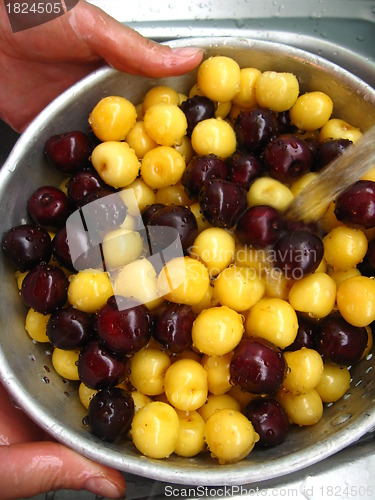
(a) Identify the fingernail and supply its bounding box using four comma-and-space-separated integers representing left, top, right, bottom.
84, 477, 126, 499
172, 46, 204, 58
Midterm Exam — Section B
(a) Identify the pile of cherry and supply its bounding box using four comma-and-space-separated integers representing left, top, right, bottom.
2, 101, 375, 448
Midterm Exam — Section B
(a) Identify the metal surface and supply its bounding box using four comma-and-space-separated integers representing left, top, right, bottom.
1, 38, 375, 491
89, 0, 375, 88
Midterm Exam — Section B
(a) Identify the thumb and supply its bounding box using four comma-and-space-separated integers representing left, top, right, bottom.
71, 1, 203, 77
0, 441, 126, 499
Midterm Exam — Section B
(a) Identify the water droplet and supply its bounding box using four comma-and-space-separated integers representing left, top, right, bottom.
331, 412, 352, 426
11, 399, 22, 410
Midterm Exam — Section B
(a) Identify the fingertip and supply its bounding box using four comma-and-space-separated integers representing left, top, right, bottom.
171, 46, 204, 71
84, 473, 126, 499
171, 46, 204, 60
154, 45, 203, 76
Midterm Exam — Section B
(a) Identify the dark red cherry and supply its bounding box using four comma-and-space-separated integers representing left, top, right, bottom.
277, 110, 295, 134
284, 218, 322, 237
264, 134, 313, 182
2, 224, 52, 272
52, 224, 103, 272
284, 315, 319, 351
44, 130, 93, 174
141, 203, 166, 226
334, 180, 375, 229
67, 170, 104, 208
97, 296, 153, 355
153, 301, 195, 353
20, 263, 69, 314
273, 229, 324, 279
230, 337, 287, 394
51, 226, 76, 271
314, 138, 352, 171
47, 306, 94, 349
304, 137, 320, 160
180, 95, 216, 136
234, 107, 279, 152
316, 313, 368, 365
87, 387, 134, 442
27, 186, 72, 228
226, 151, 264, 190
199, 179, 247, 228
182, 155, 228, 199
365, 238, 375, 268
147, 204, 198, 254
81, 189, 127, 232
78, 340, 127, 389
358, 238, 375, 277
236, 205, 285, 248
245, 397, 289, 447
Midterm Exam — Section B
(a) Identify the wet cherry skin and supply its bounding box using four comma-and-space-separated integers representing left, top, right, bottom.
78, 339, 127, 390
67, 170, 104, 208
87, 387, 135, 442
316, 313, 368, 366
2, 224, 52, 272
245, 396, 289, 448
284, 315, 319, 352
52, 224, 103, 272
44, 130, 93, 174
182, 154, 228, 199
97, 296, 153, 355
273, 229, 324, 279
199, 179, 247, 229
20, 263, 69, 314
234, 107, 279, 152
263, 134, 313, 182
314, 138, 352, 171
180, 95, 216, 136
226, 151, 264, 190
141, 203, 166, 226
147, 204, 198, 255
236, 205, 285, 248
81, 189, 127, 232
27, 186, 72, 228
153, 301, 195, 353
334, 180, 375, 229
47, 306, 94, 350
230, 337, 287, 394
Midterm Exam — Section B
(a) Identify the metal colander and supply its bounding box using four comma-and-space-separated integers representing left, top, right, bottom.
1, 38, 375, 486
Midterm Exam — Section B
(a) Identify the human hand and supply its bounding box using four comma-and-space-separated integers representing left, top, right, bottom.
0, 382, 126, 499
0, 0, 203, 132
